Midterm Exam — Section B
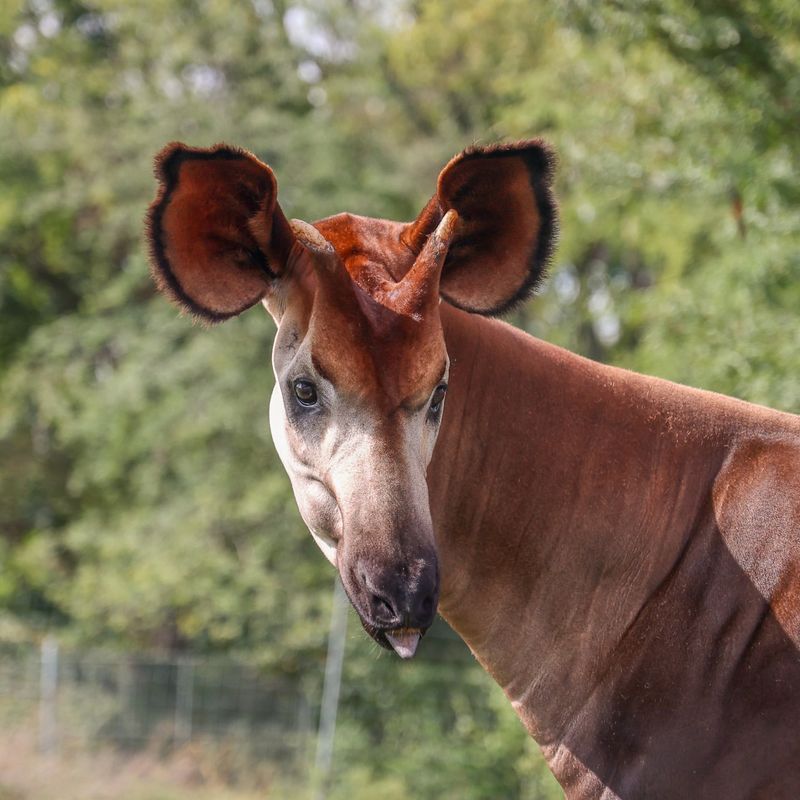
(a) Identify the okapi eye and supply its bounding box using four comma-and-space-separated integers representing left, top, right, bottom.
293, 379, 318, 407
429, 384, 447, 415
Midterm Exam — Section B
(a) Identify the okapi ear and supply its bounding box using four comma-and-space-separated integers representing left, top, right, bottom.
146, 142, 296, 323
404, 140, 558, 316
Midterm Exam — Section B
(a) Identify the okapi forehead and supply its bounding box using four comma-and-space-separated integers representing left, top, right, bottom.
305, 270, 447, 411
278, 211, 446, 410
276, 209, 447, 412
312, 212, 416, 287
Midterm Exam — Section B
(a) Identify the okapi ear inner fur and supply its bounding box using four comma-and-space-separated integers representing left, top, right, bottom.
405, 140, 558, 317
146, 142, 295, 323
146, 139, 557, 322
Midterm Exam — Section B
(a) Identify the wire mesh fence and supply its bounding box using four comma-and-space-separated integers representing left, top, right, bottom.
0, 618, 558, 800
0, 619, 468, 787
0, 639, 313, 769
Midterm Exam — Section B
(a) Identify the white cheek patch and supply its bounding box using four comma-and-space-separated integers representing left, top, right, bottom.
310, 528, 338, 566
269, 384, 339, 567
269, 385, 293, 471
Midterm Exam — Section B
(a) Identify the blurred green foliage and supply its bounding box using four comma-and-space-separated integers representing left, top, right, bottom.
0, 0, 798, 796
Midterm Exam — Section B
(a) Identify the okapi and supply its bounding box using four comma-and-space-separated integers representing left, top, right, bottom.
146, 140, 800, 799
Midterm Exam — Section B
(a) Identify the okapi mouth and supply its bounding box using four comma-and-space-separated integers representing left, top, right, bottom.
384, 627, 423, 659
359, 617, 429, 659
341, 553, 439, 658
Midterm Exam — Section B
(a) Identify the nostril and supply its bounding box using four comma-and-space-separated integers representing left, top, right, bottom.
372, 593, 395, 617
420, 595, 434, 616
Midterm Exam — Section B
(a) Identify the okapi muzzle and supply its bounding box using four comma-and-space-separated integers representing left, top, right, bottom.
342, 521, 440, 658
146, 139, 556, 658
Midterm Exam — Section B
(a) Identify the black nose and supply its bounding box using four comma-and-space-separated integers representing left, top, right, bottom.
360, 562, 438, 629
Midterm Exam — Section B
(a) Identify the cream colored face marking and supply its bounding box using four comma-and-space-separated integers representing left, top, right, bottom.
267, 308, 448, 569
269, 386, 340, 566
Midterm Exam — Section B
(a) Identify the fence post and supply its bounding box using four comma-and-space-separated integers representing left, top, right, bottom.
174, 657, 194, 745
38, 635, 58, 755
312, 576, 348, 800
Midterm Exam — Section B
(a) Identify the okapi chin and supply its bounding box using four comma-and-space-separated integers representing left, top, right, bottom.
146, 139, 800, 799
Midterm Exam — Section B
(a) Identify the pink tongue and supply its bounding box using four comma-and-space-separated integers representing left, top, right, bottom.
385, 628, 421, 659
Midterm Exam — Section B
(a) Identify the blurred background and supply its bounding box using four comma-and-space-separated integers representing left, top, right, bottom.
0, 1, 798, 798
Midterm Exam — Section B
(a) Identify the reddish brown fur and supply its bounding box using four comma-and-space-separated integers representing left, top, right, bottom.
146, 143, 293, 321
430, 308, 800, 798
146, 140, 800, 798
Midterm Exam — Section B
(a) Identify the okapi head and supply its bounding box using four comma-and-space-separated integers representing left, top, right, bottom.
146, 141, 557, 658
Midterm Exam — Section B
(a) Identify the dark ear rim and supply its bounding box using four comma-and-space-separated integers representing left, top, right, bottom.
145, 141, 277, 324
437, 139, 559, 318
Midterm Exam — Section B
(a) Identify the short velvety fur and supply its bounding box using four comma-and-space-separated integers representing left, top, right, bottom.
430, 309, 800, 799
145, 140, 800, 799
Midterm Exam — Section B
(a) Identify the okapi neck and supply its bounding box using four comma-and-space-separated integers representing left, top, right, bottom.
428, 304, 735, 747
